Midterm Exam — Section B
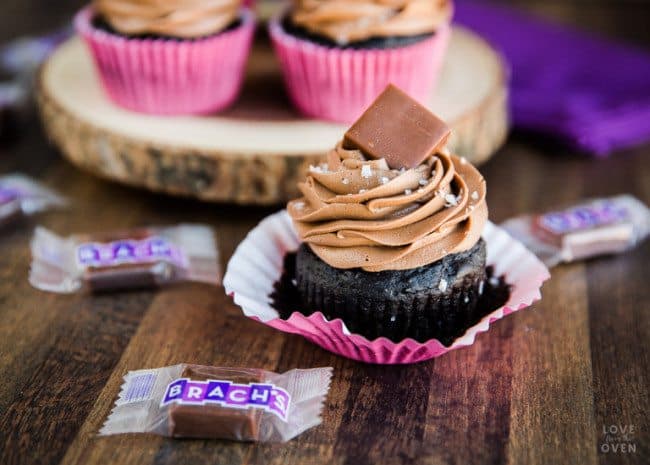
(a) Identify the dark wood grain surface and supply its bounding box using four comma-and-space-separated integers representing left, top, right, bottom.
0, 1, 648, 464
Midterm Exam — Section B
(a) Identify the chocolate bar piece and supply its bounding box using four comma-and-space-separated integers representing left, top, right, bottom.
343, 84, 450, 169
167, 366, 264, 441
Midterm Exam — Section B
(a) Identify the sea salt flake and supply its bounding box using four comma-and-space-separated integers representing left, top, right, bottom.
294, 201, 305, 210
461, 157, 467, 165
404, 189, 412, 195
489, 276, 499, 286
390, 315, 396, 322
380, 176, 389, 184
478, 280, 485, 295
463, 295, 469, 303
359, 189, 367, 194
419, 179, 428, 186
342, 178, 350, 185
309, 164, 322, 173
438, 279, 448, 292
444, 193, 460, 207
361, 165, 373, 179
471, 191, 479, 201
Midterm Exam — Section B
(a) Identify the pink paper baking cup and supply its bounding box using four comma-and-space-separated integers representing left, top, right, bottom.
224, 211, 550, 364
269, 18, 451, 123
74, 7, 255, 115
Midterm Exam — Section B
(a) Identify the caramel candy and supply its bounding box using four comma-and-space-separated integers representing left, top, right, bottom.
100, 364, 332, 443
501, 195, 650, 268
78, 229, 178, 291
343, 84, 450, 169
30, 224, 220, 294
168, 366, 264, 441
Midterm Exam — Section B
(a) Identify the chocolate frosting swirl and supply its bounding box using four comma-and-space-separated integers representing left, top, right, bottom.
290, 0, 453, 45
93, 0, 242, 38
287, 143, 487, 272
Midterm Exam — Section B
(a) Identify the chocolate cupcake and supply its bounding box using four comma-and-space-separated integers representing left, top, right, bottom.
269, 0, 453, 122
286, 85, 489, 344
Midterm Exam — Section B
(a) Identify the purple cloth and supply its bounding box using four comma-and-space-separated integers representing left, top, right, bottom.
455, 0, 650, 156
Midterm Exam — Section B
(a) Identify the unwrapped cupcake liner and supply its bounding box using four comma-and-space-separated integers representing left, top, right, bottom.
224, 211, 550, 365
74, 7, 255, 115
269, 18, 451, 123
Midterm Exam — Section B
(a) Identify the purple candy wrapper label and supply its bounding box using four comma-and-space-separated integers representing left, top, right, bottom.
0, 187, 20, 206
538, 200, 629, 235
161, 378, 291, 422
76, 236, 186, 269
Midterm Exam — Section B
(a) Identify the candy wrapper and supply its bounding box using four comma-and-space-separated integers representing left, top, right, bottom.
30, 224, 220, 293
224, 211, 550, 364
100, 364, 333, 442
501, 195, 650, 268
0, 174, 66, 225
1, 27, 71, 140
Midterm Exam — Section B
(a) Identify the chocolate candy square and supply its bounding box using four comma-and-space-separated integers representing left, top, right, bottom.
343, 84, 451, 170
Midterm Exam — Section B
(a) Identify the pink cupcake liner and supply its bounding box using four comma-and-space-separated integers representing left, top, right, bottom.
74, 7, 255, 115
269, 18, 451, 123
224, 211, 550, 364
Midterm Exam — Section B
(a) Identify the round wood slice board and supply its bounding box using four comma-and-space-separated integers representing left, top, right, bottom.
37, 26, 509, 205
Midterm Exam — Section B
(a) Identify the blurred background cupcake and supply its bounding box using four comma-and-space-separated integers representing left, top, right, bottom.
75, 0, 255, 115
270, 0, 453, 123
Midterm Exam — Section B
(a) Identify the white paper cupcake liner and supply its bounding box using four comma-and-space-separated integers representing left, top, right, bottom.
224, 211, 550, 364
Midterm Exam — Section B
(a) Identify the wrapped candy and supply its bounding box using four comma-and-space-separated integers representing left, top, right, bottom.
30, 224, 220, 293
501, 195, 650, 267
0, 174, 66, 225
100, 364, 333, 442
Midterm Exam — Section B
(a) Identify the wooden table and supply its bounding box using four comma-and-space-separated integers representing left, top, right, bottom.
1, 1, 648, 464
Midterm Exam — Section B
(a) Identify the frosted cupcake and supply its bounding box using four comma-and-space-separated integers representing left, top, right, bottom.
270, 0, 453, 122
75, 0, 255, 115
285, 85, 494, 345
